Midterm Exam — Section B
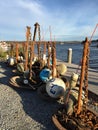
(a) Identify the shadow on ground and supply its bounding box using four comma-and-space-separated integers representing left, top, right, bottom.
0, 61, 60, 130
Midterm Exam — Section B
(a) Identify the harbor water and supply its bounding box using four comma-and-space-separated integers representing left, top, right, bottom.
35, 42, 98, 69
56, 42, 98, 69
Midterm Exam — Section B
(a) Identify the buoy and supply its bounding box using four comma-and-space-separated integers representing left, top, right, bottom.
46, 78, 66, 98
8, 57, 15, 66
40, 68, 51, 83
64, 86, 84, 115
69, 73, 79, 88
56, 64, 67, 75
17, 63, 24, 73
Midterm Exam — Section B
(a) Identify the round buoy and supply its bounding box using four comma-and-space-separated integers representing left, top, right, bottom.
69, 73, 79, 88
17, 63, 24, 73
56, 64, 67, 75
8, 57, 15, 66
40, 68, 51, 83
64, 86, 84, 115
46, 78, 66, 98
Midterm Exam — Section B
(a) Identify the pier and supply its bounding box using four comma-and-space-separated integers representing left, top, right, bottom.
66, 62, 98, 95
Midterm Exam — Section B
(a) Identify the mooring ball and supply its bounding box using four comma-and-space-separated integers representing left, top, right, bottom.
8, 57, 15, 66
56, 64, 67, 75
69, 73, 79, 88
71, 73, 79, 81
46, 78, 66, 98
17, 63, 24, 73
64, 87, 84, 107
23, 70, 29, 78
23, 79, 28, 84
40, 68, 51, 83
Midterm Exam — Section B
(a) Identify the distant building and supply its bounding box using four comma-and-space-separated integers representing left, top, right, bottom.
0, 41, 8, 52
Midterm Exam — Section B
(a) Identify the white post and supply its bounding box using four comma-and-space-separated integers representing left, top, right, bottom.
67, 48, 72, 64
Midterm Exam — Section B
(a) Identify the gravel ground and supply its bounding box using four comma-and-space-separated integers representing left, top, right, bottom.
0, 61, 98, 130
0, 61, 61, 130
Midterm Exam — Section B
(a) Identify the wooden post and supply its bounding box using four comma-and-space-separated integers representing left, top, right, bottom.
67, 48, 72, 64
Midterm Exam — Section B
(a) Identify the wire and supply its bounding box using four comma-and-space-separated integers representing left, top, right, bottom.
89, 24, 98, 43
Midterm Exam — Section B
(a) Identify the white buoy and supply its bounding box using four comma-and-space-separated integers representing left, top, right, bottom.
46, 78, 66, 98
56, 64, 67, 75
69, 73, 79, 88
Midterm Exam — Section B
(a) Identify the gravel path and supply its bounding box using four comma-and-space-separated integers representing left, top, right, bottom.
0, 62, 60, 130
0, 61, 98, 130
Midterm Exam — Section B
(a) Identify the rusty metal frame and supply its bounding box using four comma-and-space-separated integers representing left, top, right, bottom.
77, 37, 89, 114
24, 26, 31, 71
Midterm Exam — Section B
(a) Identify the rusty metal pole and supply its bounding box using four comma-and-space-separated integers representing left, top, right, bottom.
33, 22, 40, 41
24, 26, 31, 71
84, 44, 89, 106
37, 41, 41, 60
10, 43, 14, 57
33, 22, 40, 60
47, 42, 51, 68
77, 37, 89, 114
52, 42, 56, 78
43, 42, 46, 55
29, 41, 34, 79
16, 43, 19, 64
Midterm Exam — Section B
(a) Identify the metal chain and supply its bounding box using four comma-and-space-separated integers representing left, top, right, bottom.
83, 41, 90, 111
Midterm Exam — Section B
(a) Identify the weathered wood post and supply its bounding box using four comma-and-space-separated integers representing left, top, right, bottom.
67, 48, 72, 64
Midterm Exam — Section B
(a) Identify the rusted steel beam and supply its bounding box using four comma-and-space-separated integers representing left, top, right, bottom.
10, 43, 14, 57
52, 115, 67, 130
43, 42, 46, 55
24, 26, 31, 71
37, 42, 41, 60
77, 37, 89, 114
52, 42, 56, 78
84, 44, 90, 108
33, 22, 40, 41
29, 41, 34, 79
15, 43, 19, 64
47, 42, 51, 68
33, 22, 41, 60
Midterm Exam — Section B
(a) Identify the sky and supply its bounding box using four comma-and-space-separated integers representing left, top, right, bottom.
0, 0, 98, 41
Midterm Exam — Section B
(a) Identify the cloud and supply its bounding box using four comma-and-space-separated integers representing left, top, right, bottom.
0, 0, 98, 41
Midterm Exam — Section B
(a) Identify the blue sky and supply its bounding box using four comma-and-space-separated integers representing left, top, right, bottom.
0, 0, 98, 41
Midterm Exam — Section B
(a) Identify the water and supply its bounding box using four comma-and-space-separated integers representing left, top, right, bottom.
56, 43, 83, 64
56, 42, 98, 69
34, 42, 98, 69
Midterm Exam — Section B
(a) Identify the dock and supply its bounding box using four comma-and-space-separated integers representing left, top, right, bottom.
64, 62, 98, 95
